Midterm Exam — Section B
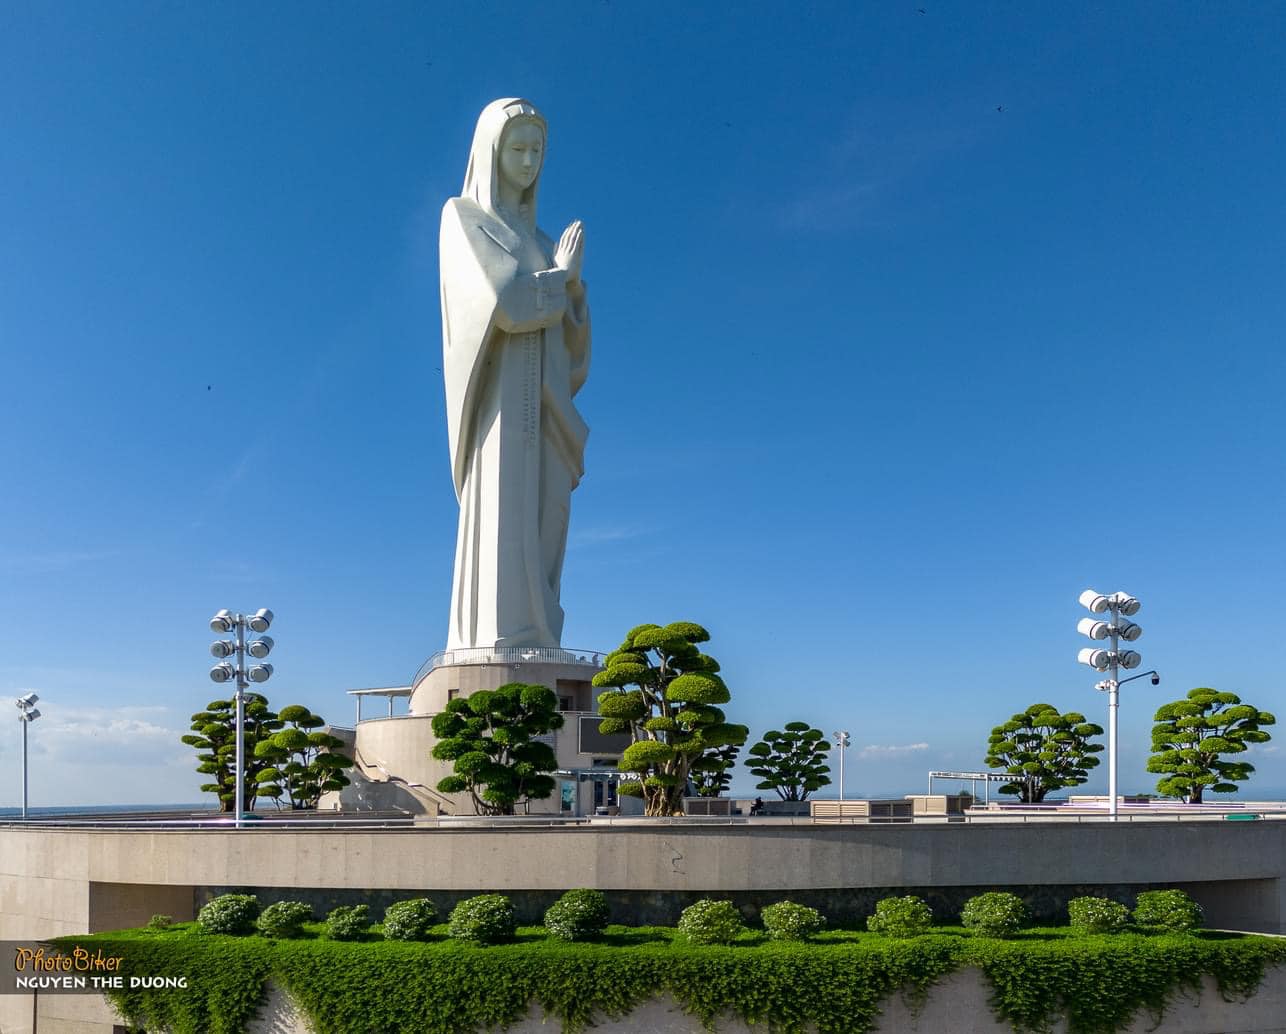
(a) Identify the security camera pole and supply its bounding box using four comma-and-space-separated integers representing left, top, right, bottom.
1076, 590, 1153, 822
209, 609, 274, 830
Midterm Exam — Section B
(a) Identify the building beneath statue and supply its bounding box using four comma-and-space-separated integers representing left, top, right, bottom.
322, 646, 639, 817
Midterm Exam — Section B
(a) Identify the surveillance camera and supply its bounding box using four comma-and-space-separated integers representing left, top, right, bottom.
1151, 673, 1160, 686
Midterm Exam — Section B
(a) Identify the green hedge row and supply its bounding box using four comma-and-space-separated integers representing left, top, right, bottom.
53, 925, 1286, 1034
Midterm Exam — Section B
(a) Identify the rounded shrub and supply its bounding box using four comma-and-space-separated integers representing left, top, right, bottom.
381, 898, 439, 942
961, 892, 1028, 938
145, 914, 174, 933
197, 893, 261, 936
1133, 889, 1204, 933
448, 894, 517, 945
761, 901, 825, 941
677, 899, 746, 945
324, 904, 370, 941
866, 895, 933, 938
1067, 896, 1130, 935
544, 889, 610, 942
256, 901, 312, 939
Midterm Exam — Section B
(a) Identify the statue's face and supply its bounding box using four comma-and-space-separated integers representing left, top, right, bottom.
498, 121, 543, 193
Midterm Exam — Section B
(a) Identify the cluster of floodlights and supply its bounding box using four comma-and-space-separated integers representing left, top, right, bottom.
1075, 589, 1160, 821
1076, 590, 1145, 674
209, 608, 275, 685
207, 608, 274, 829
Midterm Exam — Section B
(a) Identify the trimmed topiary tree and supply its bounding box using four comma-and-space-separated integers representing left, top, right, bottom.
690, 742, 739, 798
197, 894, 261, 936
761, 901, 825, 941
1133, 889, 1204, 933
431, 683, 563, 815
593, 622, 749, 816
984, 703, 1104, 803
324, 904, 369, 941
1147, 688, 1275, 803
1067, 896, 1129, 935
182, 695, 282, 812
252, 704, 354, 809
677, 899, 747, 945
961, 892, 1028, 938
449, 894, 517, 944
256, 901, 312, 939
544, 889, 611, 942
747, 723, 832, 801
381, 899, 439, 941
866, 895, 934, 938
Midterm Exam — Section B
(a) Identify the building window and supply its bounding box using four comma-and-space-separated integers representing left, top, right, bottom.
447, 688, 460, 702
559, 695, 573, 711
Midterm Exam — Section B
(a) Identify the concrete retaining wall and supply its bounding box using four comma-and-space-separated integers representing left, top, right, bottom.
3, 819, 1285, 1033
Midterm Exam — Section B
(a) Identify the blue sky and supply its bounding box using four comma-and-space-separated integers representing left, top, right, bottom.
2, 3, 1283, 806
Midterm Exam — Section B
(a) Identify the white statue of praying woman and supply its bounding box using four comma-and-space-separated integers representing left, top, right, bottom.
439, 98, 590, 651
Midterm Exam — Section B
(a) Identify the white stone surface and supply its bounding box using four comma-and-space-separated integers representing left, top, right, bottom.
440, 97, 590, 651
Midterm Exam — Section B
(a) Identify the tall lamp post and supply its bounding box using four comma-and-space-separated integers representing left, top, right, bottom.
1076, 590, 1155, 821
209, 608, 274, 830
16, 693, 41, 821
833, 730, 850, 802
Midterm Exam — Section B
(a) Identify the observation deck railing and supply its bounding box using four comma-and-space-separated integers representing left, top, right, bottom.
412, 646, 604, 691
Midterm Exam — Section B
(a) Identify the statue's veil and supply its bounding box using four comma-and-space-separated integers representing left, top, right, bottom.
461, 98, 546, 230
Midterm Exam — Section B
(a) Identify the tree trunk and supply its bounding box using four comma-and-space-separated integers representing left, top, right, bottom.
643, 784, 685, 817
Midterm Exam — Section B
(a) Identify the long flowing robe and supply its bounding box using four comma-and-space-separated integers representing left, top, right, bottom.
439, 102, 590, 650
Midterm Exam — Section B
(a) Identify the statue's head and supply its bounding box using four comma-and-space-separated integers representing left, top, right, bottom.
462, 98, 547, 225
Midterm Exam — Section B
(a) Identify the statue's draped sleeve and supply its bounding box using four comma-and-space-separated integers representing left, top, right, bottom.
440, 197, 567, 500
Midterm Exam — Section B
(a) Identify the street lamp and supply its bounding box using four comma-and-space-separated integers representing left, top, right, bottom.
208, 609, 274, 829
833, 731, 850, 802
16, 693, 41, 820
1076, 590, 1155, 821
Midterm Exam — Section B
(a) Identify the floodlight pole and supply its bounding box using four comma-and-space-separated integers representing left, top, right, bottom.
210, 608, 273, 831
1105, 618, 1120, 822
1079, 592, 1154, 823
22, 714, 29, 821
16, 695, 39, 821
834, 731, 850, 802
234, 617, 247, 832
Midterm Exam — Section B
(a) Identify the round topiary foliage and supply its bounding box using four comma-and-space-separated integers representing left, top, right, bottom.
381, 898, 439, 942
1133, 889, 1204, 933
544, 889, 611, 942
1067, 896, 1130, 935
325, 904, 370, 941
256, 900, 312, 939
197, 894, 261, 936
761, 901, 825, 941
677, 899, 747, 945
866, 895, 933, 938
961, 892, 1029, 938
449, 894, 517, 945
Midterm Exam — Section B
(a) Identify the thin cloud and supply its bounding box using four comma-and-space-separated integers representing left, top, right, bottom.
0, 549, 119, 572
775, 119, 980, 233
859, 742, 929, 759
27, 701, 190, 766
570, 524, 649, 547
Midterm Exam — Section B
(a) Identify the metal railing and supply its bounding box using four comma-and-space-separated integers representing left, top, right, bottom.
412, 646, 604, 690
4, 808, 1284, 832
